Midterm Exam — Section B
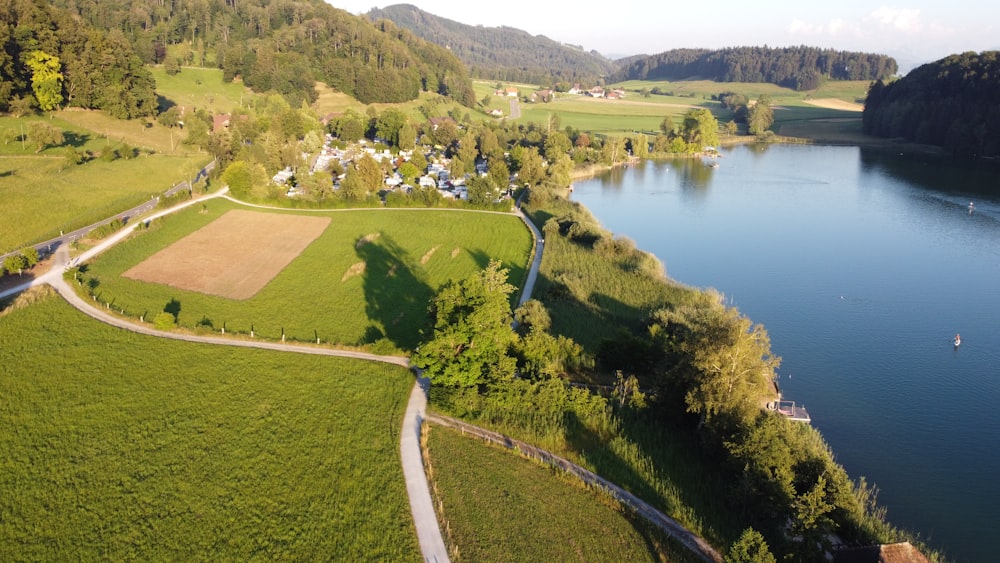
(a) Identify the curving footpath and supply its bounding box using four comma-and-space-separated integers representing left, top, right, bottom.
3, 192, 716, 563
39, 245, 450, 563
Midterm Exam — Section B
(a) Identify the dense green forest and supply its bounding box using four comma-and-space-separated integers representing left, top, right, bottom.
0, 0, 157, 117
863, 51, 1000, 158
368, 4, 614, 86
613, 46, 897, 90
44, 0, 475, 106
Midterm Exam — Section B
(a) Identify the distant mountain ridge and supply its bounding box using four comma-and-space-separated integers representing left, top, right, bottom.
367, 4, 614, 86
613, 46, 898, 90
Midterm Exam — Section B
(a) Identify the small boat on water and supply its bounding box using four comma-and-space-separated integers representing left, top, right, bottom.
954, 333, 961, 348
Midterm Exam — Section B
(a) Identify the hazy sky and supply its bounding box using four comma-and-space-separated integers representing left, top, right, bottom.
325, 1, 998, 70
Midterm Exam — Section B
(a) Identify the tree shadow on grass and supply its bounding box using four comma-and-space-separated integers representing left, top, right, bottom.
562, 409, 731, 561
355, 233, 434, 351
164, 298, 181, 322
157, 95, 176, 113
62, 131, 91, 149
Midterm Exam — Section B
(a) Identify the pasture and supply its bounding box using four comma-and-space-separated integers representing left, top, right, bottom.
0, 115, 208, 252
519, 95, 702, 137
485, 78, 870, 139
0, 291, 420, 561
425, 424, 679, 562
149, 66, 254, 117
75, 198, 533, 350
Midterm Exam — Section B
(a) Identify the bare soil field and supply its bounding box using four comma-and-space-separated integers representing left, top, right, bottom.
124, 210, 330, 300
804, 98, 864, 112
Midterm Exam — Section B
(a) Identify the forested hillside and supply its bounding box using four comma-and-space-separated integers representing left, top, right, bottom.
46, 0, 475, 106
863, 51, 1000, 158
368, 4, 614, 86
0, 0, 157, 117
613, 46, 897, 90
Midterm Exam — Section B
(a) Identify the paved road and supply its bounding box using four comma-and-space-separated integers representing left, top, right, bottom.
1, 188, 229, 301
509, 97, 521, 119
1, 159, 215, 262
513, 200, 542, 308
401, 376, 450, 562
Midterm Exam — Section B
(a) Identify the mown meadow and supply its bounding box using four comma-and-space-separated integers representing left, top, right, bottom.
478, 77, 869, 141
149, 66, 254, 117
0, 289, 419, 560
0, 66, 251, 252
0, 114, 209, 252
75, 198, 532, 351
425, 424, 689, 562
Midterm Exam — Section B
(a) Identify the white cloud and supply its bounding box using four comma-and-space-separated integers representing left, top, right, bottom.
866, 7, 923, 33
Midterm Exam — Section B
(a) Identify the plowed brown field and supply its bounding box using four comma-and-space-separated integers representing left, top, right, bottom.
124, 210, 330, 300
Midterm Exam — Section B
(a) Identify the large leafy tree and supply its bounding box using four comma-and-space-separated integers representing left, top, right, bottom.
650, 295, 779, 427
747, 95, 774, 136
25, 50, 63, 110
726, 528, 776, 563
25, 121, 63, 153
353, 153, 384, 194
375, 108, 408, 147
682, 304, 779, 424
681, 109, 720, 151
413, 259, 517, 387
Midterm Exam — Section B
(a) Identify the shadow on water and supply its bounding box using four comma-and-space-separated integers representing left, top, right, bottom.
355, 233, 434, 350
859, 148, 1000, 199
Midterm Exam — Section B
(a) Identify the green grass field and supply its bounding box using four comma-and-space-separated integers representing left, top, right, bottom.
0, 290, 420, 561
0, 115, 209, 252
426, 425, 680, 562
149, 66, 254, 117
76, 199, 533, 351
478, 78, 870, 139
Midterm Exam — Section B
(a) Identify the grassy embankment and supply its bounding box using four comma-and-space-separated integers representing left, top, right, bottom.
425, 424, 692, 562
0, 67, 243, 252
0, 289, 419, 561
426, 197, 743, 549
74, 198, 532, 351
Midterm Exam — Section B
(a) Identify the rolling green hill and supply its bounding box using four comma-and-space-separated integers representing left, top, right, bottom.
863, 51, 1000, 157
368, 4, 615, 86
45, 0, 474, 106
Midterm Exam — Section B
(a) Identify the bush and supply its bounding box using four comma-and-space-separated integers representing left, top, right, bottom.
153, 311, 176, 330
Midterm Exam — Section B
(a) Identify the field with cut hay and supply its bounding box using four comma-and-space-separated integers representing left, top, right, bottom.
76, 199, 532, 351
124, 210, 330, 300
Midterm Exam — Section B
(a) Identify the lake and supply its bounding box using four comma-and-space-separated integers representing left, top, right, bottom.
572, 144, 1000, 562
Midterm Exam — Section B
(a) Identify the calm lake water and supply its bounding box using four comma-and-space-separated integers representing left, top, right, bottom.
572, 144, 1000, 562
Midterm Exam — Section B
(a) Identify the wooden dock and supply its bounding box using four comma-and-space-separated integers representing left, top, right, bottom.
776, 400, 811, 423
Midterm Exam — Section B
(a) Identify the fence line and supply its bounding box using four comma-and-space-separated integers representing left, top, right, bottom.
425, 413, 724, 563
